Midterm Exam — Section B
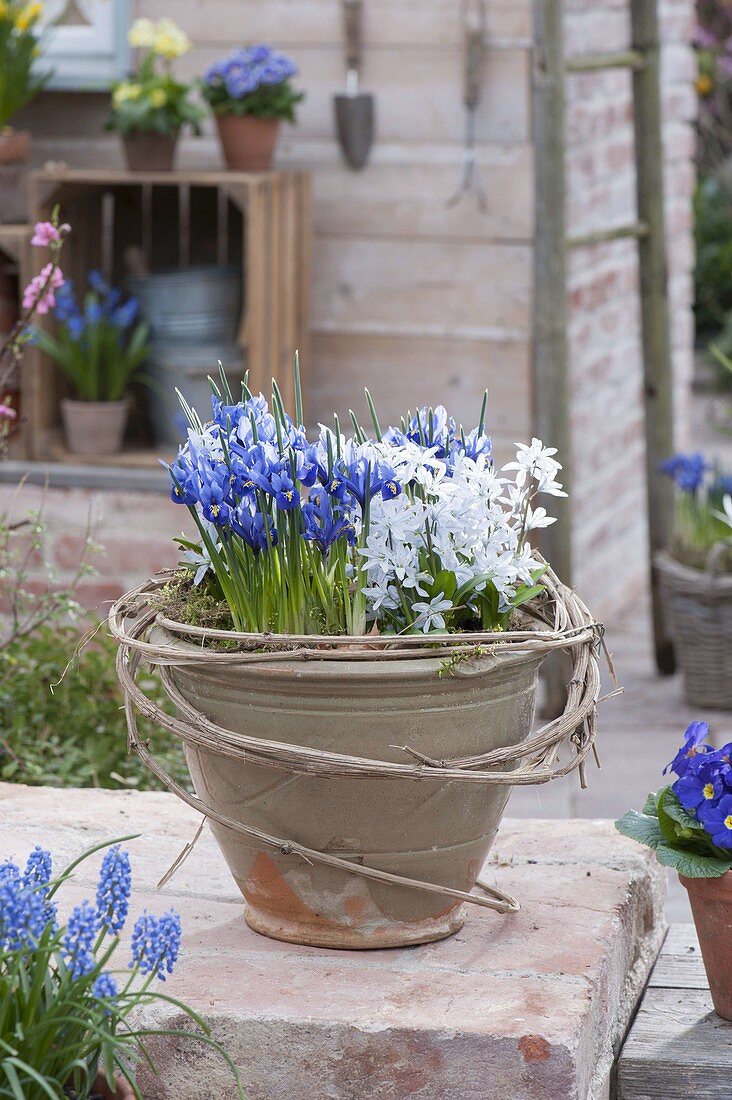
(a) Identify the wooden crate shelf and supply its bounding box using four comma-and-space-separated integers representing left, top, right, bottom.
20, 167, 311, 464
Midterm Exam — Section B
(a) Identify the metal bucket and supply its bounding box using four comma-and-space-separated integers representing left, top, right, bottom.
146, 343, 245, 447
128, 265, 242, 344
162, 633, 545, 949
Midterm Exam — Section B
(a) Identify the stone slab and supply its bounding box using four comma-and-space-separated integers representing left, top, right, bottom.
0, 784, 666, 1100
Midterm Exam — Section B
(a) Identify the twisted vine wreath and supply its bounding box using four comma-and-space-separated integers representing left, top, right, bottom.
109, 563, 613, 916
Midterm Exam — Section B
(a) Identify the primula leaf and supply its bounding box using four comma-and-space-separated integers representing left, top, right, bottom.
642, 791, 659, 816
658, 787, 707, 834
653, 844, 732, 878
615, 810, 665, 850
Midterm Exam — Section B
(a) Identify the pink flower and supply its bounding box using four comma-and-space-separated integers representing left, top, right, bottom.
22, 264, 65, 314
0, 403, 17, 421
31, 221, 60, 247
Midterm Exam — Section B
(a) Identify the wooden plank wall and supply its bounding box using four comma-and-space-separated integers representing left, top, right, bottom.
135, 0, 535, 452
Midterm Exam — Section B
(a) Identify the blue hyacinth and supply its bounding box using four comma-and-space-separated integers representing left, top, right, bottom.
129, 909, 182, 981
96, 844, 132, 935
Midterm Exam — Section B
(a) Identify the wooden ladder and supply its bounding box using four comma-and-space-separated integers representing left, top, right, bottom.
533, 0, 676, 714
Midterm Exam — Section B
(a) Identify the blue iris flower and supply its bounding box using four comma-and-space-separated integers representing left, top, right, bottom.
659, 453, 707, 493
87, 270, 108, 294
231, 502, 276, 551
406, 405, 456, 459
303, 492, 356, 553
335, 457, 401, 505
167, 453, 198, 506
270, 469, 299, 510
200, 474, 231, 525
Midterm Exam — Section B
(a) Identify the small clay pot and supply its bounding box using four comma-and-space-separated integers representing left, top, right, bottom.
122, 130, 178, 172
215, 114, 279, 171
680, 870, 732, 1020
61, 397, 130, 456
0, 128, 30, 165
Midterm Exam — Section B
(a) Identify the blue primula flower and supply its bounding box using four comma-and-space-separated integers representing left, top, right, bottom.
673, 759, 728, 812
664, 720, 711, 777
698, 793, 732, 849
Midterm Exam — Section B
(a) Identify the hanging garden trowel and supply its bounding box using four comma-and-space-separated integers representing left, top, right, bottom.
334, 0, 374, 170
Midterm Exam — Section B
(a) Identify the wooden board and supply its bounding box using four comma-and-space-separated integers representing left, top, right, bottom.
617, 925, 732, 1099
22, 168, 311, 462
136, 0, 533, 50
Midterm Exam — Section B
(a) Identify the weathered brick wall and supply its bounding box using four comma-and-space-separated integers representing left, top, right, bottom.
563, 0, 696, 616
0, 482, 190, 617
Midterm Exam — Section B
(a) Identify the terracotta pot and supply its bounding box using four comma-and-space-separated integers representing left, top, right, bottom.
161, 631, 545, 949
122, 130, 178, 172
0, 128, 30, 165
215, 114, 279, 170
61, 398, 130, 456
680, 871, 732, 1020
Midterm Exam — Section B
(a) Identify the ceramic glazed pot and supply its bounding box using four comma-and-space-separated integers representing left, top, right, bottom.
162, 631, 545, 949
215, 114, 279, 170
61, 398, 130, 456
0, 128, 30, 165
680, 871, 732, 1020
122, 130, 178, 172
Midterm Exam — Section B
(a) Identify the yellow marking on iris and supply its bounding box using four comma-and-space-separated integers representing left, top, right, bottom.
285, 490, 294, 501
211, 504, 220, 517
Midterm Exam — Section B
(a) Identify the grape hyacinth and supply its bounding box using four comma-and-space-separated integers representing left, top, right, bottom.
129, 909, 182, 981
96, 845, 132, 934
62, 901, 97, 979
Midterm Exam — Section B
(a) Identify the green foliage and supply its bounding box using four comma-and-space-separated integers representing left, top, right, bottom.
0, 839, 244, 1100
616, 787, 732, 878
0, 2, 51, 130
106, 51, 203, 137
0, 624, 188, 792
694, 176, 732, 338
32, 305, 149, 404
202, 77, 303, 122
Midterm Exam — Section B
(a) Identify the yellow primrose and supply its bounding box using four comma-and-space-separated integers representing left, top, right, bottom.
112, 81, 142, 107
128, 17, 156, 49
149, 87, 167, 108
15, 1, 43, 31
152, 17, 190, 60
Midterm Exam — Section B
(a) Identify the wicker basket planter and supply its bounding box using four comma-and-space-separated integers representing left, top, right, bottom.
110, 567, 603, 950
656, 551, 732, 709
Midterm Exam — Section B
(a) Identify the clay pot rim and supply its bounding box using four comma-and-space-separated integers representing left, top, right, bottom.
679, 869, 732, 899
